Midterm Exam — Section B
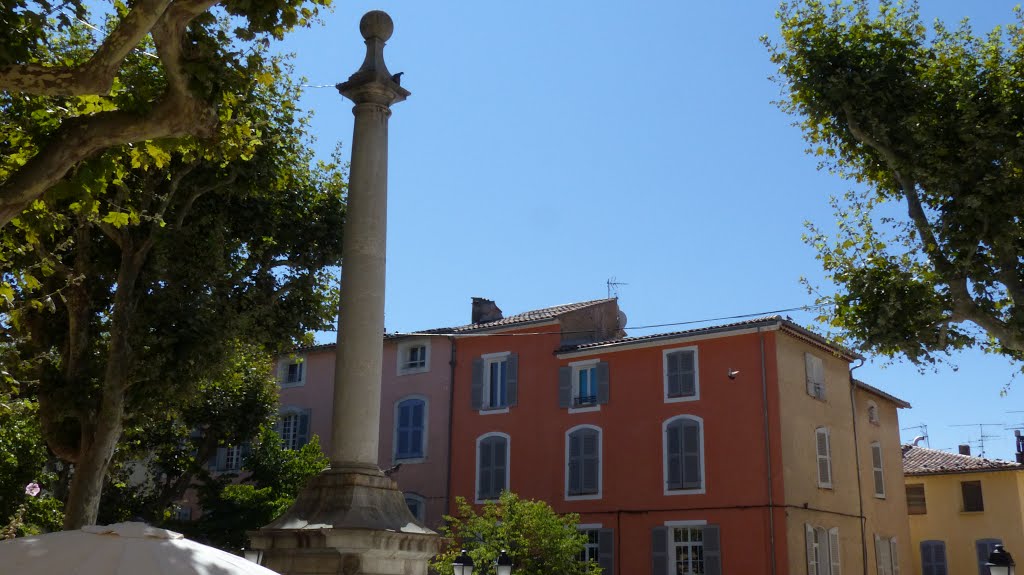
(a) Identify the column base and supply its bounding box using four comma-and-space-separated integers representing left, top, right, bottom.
249, 467, 441, 575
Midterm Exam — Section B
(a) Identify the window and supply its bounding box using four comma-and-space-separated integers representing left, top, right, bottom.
476, 433, 509, 502
566, 426, 601, 499
651, 523, 722, 575
867, 400, 879, 424
816, 427, 832, 488
174, 505, 192, 521
210, 443, 249, 472
471, 353, 518, 412
664, 347, 699, 401
576, 363, 597, 406
871, 442, 885, 498
805, 524, 841, 575
962, 480, 984, 512
664, 416, 704, 494
225, 445, 243, 471
278, 355, 306, 387
874, 535, 900, 575
805, 353, 825, 400
404, 493, 426, 523
976, 539, 1003, 575
277, 407, 311, 450
395, 397, 426, 460
906, 484, 927, 515
397, 340, 430, 375
920, 541, 947, 575
558, 360, 609, 411
577, 525, 614, 574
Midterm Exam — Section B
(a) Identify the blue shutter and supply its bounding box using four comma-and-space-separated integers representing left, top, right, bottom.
977, 539, 1002, 575
652, 526, 668, 575
297, 408, 311, 447
598, 528, 614, 575
922, 541, 948, 575
478, 438, 493, 500
666, 421, 683, 489
471, 358, 484, 409
682, 419, 702, 489
507, 353, 518, 407
703, 525, 722, 575
558, 367, 573, 408
596, 361, 610, 404
568, 431, 582, 495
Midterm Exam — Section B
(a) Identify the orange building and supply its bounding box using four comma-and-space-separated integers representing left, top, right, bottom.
448, 305, 911, 575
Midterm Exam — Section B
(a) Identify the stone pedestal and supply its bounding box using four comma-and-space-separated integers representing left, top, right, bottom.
249, 11, 440, 574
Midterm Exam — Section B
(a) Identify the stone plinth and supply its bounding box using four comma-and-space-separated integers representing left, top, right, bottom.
251, 469, 441, 575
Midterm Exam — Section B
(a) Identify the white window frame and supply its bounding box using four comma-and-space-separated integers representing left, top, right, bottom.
569, 359, 601, 414
874, 535, 900, 575
279, 354, 306, 388
867, 400, 880, 425
871, 441, 886, 499
806, 523, 841, 575
565, 424, 603, 501
224, 445, 243, 471
396, 339, 431, 376
475, 432, 510, 504
665, 520, 709, 575
481, 351, 511, 413
404, 492, 426, 523
278, 405, 307, 450
663, 346, 700, 403
577, 523, 602, 564
816, 426, 833, 489
393, 395, 428, 463
805, 353, 826, 400
663, 415, 706, 496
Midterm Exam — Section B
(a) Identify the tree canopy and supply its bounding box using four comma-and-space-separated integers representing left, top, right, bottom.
767, 0, 1024, 368
432, 492, 601, 575
0, 0, 331, 226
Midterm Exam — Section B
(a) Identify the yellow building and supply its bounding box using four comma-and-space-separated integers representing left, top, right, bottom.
903, 445, 1024, 575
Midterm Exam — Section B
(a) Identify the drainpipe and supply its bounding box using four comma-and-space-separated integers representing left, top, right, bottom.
444, 336, 457, 517
758, 328, 778, 575
849, 358, 868, 575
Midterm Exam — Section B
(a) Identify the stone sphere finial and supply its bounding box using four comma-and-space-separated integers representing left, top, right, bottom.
359, 10, 394, 42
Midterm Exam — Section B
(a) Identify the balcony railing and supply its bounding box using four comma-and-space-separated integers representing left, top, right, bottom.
574, 395, 597, 406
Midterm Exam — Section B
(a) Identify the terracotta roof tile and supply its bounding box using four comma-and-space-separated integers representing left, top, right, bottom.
902, 444, 1024, 476
413, 298, 615, 335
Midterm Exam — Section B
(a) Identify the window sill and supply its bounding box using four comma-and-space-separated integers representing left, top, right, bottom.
475, 497, 500, 504
874, 494, 886, 500
279, 381, 305, 389
664, 394, 699, 404
398, 366, 429, 376
394, 456, 426, 464
664, 487, 706, 496
566, 493, 602, 501
960, 510, 985, 514
479, 407, 509, 415
569, 405, 601, 414
817, 484, 833, 490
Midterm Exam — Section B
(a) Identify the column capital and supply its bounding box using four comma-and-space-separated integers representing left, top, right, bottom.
336, 11, 411, 107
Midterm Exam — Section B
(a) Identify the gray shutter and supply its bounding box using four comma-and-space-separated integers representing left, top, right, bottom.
582, 430, 599, 493
568, 431, 582, 495
297, 408, 311, 447
806, 524, 817, 575
558, 366, 572, 408
666, 421, 682, 489
493, 437, 507, 496
507, 353, 518, 407
682, 419, 702, 489
680, 350, 696, 396
214, 447, 227, 471
276, 359, 287, 383
666, 352, 682, 397
875, 536, 886, 575
478, 439, 492, 499
471, 358, 484, 410
652, 526, 668, 575
596, 361, 610, 404
598, 528, 614, 575
241, 441, 252, 468
703, 524, 722, 575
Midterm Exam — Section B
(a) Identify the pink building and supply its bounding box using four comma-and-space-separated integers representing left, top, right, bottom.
276, 336, 454, 528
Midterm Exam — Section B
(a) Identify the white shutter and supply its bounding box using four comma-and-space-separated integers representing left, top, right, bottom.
805, 353, 817, 397
276, 358, 287, 383
875, 535, 892, 575
871, 443, 885, 497
890, 538, 900, 575
806, 524, 818, 575
805, 353, 825, 399
816, 428, 832, 487
829, 527, 841, 575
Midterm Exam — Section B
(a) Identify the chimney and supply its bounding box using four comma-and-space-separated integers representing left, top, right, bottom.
958, 444, 971, 456
472, 297, 503, 324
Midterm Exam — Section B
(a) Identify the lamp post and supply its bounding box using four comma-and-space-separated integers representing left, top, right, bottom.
988, 544, 1016, 575
453, 549, 475, 575
496, 549, 513, 575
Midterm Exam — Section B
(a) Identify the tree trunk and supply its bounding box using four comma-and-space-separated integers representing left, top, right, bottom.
61, 238, 147, 529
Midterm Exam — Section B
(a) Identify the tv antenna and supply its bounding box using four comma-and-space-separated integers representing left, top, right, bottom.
901, 423, 929, 447
950, 423, 1004, 458
606, 277, 628, 299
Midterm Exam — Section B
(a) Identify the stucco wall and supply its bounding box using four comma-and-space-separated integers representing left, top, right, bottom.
907, 470, 1024, 575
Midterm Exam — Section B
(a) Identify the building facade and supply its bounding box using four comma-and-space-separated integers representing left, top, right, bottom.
448, 314, 912, 575
903, 444, 1024, 575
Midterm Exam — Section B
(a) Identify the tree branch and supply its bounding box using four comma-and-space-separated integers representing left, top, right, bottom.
0, 0, 173, 96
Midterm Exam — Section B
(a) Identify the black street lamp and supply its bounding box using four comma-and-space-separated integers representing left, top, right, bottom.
988, 544, 1016, 575
453, 549, 475, 575
496, 549, 513, 575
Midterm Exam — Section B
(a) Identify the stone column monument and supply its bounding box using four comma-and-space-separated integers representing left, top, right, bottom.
249, 11, 441, 575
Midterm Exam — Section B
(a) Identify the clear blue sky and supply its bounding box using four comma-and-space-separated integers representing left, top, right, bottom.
279, 1, 1023, 459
